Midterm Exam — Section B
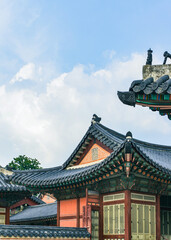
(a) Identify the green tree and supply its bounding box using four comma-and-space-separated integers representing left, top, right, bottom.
6, 155, 41, 170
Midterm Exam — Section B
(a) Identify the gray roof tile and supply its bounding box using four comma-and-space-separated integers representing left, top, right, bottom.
10, 202, 57, 223
30, 195, 45, 204
0, 173, 27, 192
0, 225, 90, 238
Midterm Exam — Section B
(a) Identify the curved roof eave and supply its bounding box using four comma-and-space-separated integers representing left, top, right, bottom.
11, 122, 171, 188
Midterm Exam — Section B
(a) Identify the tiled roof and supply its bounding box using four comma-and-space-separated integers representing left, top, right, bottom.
30, 195, 45, 204
12, 162, 102, 188
118, 75, 171, 106
10, 123, 124, 188
11, 122, 171, 188
0, 173, 31, 206
129, 75, 171, 95
131, 141, 171, 173
10, 202, 57, 223
0, 173, 27, 192
0, 225, 90, 239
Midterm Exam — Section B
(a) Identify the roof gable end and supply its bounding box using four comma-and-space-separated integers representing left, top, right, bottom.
63, 122, 123, 169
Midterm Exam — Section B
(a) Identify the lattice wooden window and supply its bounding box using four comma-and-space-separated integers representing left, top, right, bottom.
103, 193, 125, 202
0, 215, 5, 224
161, 210, 171, 236
91, 210, 99, 240
131, 203, 156, 240
0, 208, 6, 224
92, 148, 98, 161
0, 208, 6, 213
103, 204, 125, 235
131, 193, 156, 202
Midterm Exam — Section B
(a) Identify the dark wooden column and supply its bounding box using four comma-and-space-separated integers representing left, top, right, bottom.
156, 194, 161, 240
125, 190, 131, 240
57, 200, 60, 226
76, 198, 80, 227
6, 207, 10, 224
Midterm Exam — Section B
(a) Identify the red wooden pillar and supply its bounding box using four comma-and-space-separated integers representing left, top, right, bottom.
125, 190, 131, 240
156, 195, 161, 240
76, 198, 80, 227
86, 188, 88, 227
6, 207, 10, 224
57, 200, 60, 226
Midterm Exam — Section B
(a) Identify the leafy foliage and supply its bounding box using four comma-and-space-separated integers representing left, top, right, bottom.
7, 155, 41, 170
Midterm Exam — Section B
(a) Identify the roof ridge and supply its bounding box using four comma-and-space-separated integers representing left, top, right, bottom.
13, 166, 62, 173
97, 122, 171, 150
95, 123, 125, 141
0, 225, 90, 238
26, 201, 57, 209
133, 138, 171, 150
10, 214, 57, 222
0, 224, 89, 231
29, 195, 45, 204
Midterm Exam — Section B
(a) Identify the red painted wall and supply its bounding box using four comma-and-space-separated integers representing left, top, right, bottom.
60, 199, 77, 227
60, 199, 77, 216
41, 194, 56, 204
60, 198, 86, 228
60, 219, 77, 227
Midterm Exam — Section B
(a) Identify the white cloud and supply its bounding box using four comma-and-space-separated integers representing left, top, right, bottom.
0, 53, 171, 168
10, 63, 42, 84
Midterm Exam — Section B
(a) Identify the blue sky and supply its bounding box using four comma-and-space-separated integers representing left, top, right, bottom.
0, 0, 171, 167
1, 0, 171, 79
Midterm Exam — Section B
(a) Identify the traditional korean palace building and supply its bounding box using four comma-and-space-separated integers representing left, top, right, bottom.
0, 172, 30, 225
0, 171, 90, 240
0, 51, 171, 240
7, 115, 171, 240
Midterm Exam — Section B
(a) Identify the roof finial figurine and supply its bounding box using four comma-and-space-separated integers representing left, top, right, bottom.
163, 51, 171, 64
91, 114, 101, 124
146, 48, 153, 65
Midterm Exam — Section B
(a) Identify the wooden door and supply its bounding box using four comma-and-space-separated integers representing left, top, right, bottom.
131, 203, 156, 240
91, 209, 99, 240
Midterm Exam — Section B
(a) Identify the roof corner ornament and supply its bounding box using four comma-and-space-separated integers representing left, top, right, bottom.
126, 131, 132, 140
117, 91, 136, 107
124, 131, 132, 178
163, 51, 171, 65
146, 48, 153, 65
91, 114, 101, 124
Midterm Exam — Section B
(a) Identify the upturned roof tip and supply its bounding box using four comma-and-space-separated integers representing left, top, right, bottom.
91, 114, 101, 124
126, 131, 132, 139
